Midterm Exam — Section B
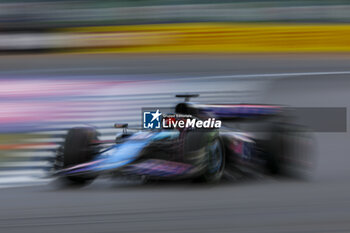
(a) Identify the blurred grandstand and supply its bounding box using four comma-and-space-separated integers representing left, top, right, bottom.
1, 0, 350, 31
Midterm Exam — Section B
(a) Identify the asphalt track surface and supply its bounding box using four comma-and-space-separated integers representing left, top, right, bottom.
1, 54, 350, 233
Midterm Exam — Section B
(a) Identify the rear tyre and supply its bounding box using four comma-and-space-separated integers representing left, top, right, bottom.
266, 126, 285, 175
60, 127, 99, 186
265, 122, 314, 179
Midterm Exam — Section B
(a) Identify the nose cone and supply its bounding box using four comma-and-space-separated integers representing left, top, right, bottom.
93, 139, 151, 171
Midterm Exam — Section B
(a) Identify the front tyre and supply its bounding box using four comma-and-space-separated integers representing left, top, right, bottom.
59, 127, 99, 186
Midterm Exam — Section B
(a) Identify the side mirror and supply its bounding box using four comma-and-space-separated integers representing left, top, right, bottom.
114, 123, 128, 133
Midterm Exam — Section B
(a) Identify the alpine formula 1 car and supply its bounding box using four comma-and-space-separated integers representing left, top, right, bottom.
53, 94, 313, 186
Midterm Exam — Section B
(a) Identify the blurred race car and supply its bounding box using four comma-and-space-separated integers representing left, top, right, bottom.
53, 94, 313, 186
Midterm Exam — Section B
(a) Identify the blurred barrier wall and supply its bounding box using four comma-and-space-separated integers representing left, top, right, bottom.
62, 23, 350, 53
4, 23, 348, 53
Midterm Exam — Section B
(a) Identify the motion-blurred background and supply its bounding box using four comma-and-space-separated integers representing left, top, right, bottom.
1, 1, 350, 233
1, 0, 350, 53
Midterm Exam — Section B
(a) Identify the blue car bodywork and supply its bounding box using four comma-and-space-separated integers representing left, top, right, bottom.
58, 130, 198, 178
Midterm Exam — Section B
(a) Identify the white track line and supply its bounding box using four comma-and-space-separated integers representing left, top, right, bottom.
0, 177, 52, 189
0, 169, 47, 177
0, 161, 50, 168
169, 71, 350, 82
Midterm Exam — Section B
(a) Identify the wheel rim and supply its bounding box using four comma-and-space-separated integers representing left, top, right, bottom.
208, 140, 223, 173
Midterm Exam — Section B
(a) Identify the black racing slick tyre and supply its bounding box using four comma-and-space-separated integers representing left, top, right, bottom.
265, 122, 314, 179
60, 127, 99, 186
266, 126, 315, 179
266, 127, 285, 175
